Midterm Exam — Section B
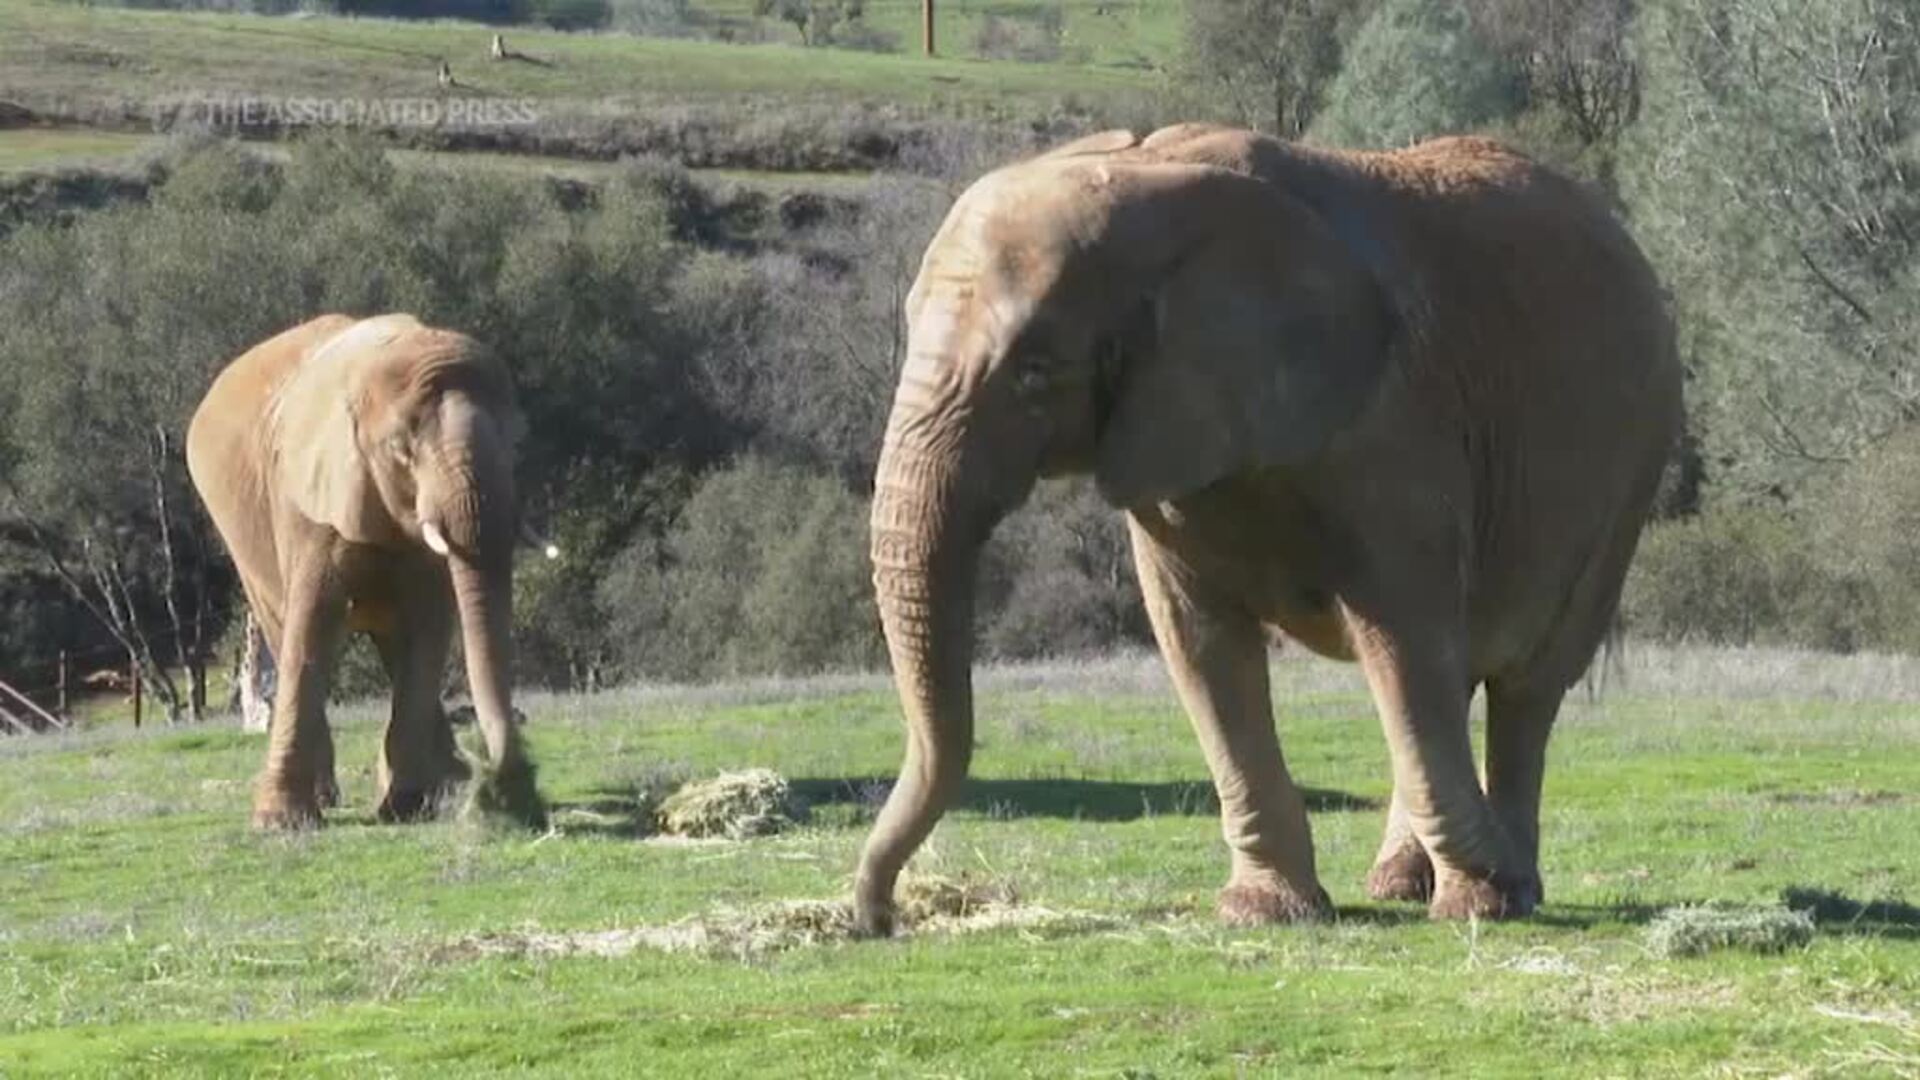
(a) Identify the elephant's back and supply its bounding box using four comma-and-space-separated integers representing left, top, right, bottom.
187, 314, 362, 502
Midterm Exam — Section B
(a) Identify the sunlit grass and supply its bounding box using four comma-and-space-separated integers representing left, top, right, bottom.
0, 643, 1915, 1075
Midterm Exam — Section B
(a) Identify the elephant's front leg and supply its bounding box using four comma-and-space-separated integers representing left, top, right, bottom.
1132, 526, 1331, 924
1344, 604, 1532, 919
254, 549, 348, 830
372, 573, 466, 821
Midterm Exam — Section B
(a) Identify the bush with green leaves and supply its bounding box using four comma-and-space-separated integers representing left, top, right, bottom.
599, 458, 881, 680
1180, 0, 1366, 137
1622, 0, 1920, 502
1621, 505, 1875, 652
979, 482, 1149, 661
1310, 0, 1526, 149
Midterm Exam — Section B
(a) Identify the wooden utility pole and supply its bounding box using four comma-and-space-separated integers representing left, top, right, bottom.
923, 0, 934, 55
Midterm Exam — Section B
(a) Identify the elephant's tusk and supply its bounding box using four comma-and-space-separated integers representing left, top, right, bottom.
422, 520, 452, 557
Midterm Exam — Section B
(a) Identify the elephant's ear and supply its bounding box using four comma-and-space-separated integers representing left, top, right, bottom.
1093, 168, 1399, 509
274, 319, 386, 542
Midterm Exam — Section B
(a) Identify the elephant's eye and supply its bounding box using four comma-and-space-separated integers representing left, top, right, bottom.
1012, 357, 1050, 398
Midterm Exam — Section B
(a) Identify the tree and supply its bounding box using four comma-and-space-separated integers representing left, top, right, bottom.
1623, 0, 1919, 499
1465, 0, 1641, 146
1310, 0, 1527, 149
1181, 0, 1367, 137
754, 0, 864, 45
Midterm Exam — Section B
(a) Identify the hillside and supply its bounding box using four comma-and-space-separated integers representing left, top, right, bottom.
0, 0, 1171, 170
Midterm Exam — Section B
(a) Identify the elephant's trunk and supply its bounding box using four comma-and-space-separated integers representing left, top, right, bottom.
855, 416, 985, 936
430, 397, 538, 822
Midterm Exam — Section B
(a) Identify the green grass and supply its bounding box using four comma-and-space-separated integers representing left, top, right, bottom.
700, 0, 1183, 71
0, 0, 1161, 119
0, 128, 151, 173
2, 645, 1917, 1076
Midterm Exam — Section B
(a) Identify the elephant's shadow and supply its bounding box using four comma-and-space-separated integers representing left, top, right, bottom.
786, 776, 1379, 823
1510, 887, 1920, 940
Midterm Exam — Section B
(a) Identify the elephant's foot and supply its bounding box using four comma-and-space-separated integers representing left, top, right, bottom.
376, 783, 455, 823
1428, 866, 1539, 921
376, 756, 471, 824
251, 775, 324, 831
1217, 875, 1333, 926
852, 897, 896, 939
1365, 841, 1435, 903
461, 758, 548, 830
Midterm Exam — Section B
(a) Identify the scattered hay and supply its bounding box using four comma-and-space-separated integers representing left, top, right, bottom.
1644, 902, 1815, 958
446, 871, 1120, 961
896, 870, 1019, 921
654, 768, 803, 840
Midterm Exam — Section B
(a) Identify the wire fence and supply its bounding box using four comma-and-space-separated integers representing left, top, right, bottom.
2, 611, 232, 701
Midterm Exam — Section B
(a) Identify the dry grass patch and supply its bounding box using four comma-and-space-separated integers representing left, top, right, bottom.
654, 767, 804, 840
446, 872, 1120, 961
1645, 903, 1815, 958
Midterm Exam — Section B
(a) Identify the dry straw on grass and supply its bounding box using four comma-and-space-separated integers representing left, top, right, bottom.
653, 768, 803, 840
449, 872, 1117, 961
1644, 903, 1815, 958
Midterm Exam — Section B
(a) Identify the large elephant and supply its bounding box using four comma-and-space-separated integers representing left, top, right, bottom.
857, 124, 1682, 932
187, 313, 543, 830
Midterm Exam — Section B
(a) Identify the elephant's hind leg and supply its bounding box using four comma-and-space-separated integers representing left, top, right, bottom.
1133, 526, 1332, 925
253, 550, 348, 830
1483, 677, 1564, 906
1365, 786, 1434, 903
1345, 605, 1534, 920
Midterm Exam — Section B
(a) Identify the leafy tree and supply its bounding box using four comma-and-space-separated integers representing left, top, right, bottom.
1311, 0, 1527, 148
1623, 0, 1919, 499
1465, 0, 1640, 146
1180, 0, 1368, 137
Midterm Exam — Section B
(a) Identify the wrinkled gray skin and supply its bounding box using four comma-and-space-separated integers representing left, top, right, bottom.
857, 124, 1682, 933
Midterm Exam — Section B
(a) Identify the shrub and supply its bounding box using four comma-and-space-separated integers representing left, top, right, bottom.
973, 7, 1069, 64
600, 458, 882, 680
1809, 426, 1920, 652
980, 481, 1150, 661
1621, 505, 1874, 651
1310, 0, 1527, 149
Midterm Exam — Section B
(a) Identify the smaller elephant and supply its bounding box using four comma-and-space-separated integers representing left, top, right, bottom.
187, 313, 543, 829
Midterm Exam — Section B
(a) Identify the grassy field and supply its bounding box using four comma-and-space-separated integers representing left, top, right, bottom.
0, 128, 149, 173
0, 0, 1161, 119
1, 644, 1916, 1076
696, 0, 1183, 70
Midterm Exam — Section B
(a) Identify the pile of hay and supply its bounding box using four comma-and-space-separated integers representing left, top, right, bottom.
1644, 902, 1815, 958
653, 768, 803, 840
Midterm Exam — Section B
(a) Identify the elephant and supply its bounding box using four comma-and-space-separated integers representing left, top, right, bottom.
187, 313, 544, 830
856, 123, 1682, 933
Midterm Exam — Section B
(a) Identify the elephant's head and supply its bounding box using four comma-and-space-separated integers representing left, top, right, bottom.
857, 130, 1398, 933
276, 314, 526, 768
